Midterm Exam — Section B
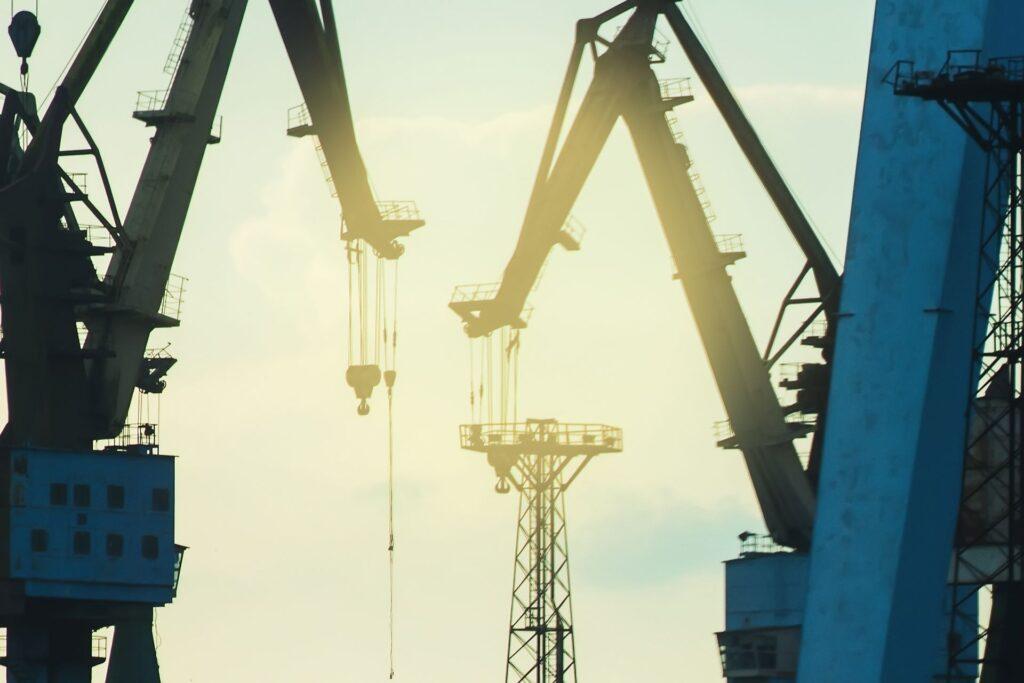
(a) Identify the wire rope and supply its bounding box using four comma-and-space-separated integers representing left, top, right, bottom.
385, 375, 396, 679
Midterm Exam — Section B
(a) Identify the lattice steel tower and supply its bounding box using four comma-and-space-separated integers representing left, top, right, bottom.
460, 419, 622, 682
893, 51, 1024, 682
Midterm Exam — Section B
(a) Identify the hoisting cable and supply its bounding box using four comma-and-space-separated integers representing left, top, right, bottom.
346, 243, 355, 367
345, 238, 384, 416
465, 324, 523, 494
468, 336, 476, 422
381, 257, 399, 679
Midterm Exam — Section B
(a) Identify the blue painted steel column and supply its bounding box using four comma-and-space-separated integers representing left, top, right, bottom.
797, 2, 1023, 682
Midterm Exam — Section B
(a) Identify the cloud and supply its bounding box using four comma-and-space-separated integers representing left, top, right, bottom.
356, 106, 552, 156
572, 489, 759, 588
733, 82, 864, 110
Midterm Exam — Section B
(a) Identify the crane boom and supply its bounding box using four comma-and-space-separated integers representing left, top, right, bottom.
452, 2, 823, 548
268, 0, 424, 259
84, 0, 250, 439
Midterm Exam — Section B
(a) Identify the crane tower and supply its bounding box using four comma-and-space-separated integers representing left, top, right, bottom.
460, 419, 622, 682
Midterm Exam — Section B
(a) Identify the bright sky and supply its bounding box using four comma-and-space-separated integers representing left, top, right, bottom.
6, 1, 873, 680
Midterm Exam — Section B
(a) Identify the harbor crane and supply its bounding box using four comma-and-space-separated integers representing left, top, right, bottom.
452, 0, 838, 553
0, 1, 420, 681
451, 0, 841, 677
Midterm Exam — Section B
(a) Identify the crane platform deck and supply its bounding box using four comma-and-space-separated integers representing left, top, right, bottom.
459, 420, 622, 456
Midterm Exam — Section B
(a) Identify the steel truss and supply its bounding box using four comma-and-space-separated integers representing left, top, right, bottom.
460, 420, 622, 682
508, 453, 578, 683
894, 50, 1024, 682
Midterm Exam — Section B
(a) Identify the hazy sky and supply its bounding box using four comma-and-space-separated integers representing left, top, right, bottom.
6, 1, 873, 680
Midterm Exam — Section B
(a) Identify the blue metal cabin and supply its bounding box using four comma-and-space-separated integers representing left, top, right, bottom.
721, 547, 977, 681
0, 448, 178, 610
718, 551, 807, 682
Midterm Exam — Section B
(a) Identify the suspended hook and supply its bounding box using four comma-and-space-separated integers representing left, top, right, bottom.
347, 364, 381, 416
8, 7, 39, 81
495, 476, 511, 495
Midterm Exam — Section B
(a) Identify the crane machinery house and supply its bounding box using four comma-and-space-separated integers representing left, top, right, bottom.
0, 448, 178, 607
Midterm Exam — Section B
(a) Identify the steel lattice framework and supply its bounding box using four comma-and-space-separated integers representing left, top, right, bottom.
460, 420, 622, 682
893, 50, 1024, 682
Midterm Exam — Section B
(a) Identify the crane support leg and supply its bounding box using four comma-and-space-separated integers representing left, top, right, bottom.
621, 68, 814, 550
4, 623, 96, 683
660, 3, 838, 300
105, 609, 160, 683
797, 1, 1023, 680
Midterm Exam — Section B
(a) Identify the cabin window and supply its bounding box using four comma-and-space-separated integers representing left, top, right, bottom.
152, 488, 170, 512
50, 483, 68, 506
73, 484, 91, 508
73, 531, 91, 556
107, 485, 125, 510
30, 529, 47, 553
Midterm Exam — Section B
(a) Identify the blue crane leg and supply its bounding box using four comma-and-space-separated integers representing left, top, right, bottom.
797, 1, 1023, 681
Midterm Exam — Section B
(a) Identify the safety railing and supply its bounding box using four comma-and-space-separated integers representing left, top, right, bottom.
714, 233, 744, 255
990, 55, 1024, 81
451, 282, 501, 306
172, 544, 187, 597
135, 89, 170, 113
160, 274, 188, 320
785, 414, 817, 432
664, 113, 686, 146
777, 362, 802, 384
650, 30, 670, 63
688, 170, 717, 223
0, 634, 107, 660
79, 223, 113, 249
377, 200, 422, 222
713, 419, 734, 443
134, 89, 198, 121
659, 77, 694, 102
460, 422, 623, 452
562, 215, 587, 247
802, 319, 829, 344
887, 50, 1024, 94
738, 531, 788, 557
210, 115, 223, 143
98, 422, 159, 455
312, 140, 336, 198
288, 102, 312, 131
163, 8, 195, 77
66, 172, 88, 195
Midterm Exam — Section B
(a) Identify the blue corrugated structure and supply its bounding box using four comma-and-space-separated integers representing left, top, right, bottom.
0, 449, 178, 607
798, 1, 1024, 681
